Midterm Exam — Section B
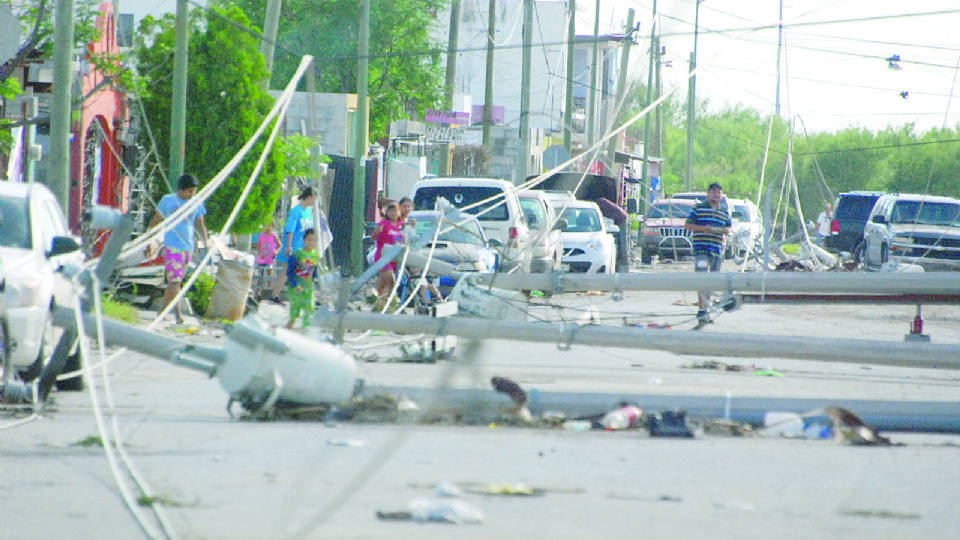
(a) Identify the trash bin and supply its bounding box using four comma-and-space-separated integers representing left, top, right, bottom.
208, 260, 254, 321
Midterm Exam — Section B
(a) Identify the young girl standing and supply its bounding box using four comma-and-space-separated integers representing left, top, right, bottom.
285, 229, 320, 329
372, 201, 404, 310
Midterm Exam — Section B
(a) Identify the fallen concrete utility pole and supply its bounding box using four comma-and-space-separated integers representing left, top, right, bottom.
315, 311, 960, 370
739, 293, 960, 305
372, 386, 960, 434
468, 271, 960, 295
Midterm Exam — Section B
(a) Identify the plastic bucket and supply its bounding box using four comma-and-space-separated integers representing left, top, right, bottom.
208, 260, 254, 321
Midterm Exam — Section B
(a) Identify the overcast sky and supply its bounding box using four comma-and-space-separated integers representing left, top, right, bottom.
580, 0, 960, 134
125, 0, 960, 135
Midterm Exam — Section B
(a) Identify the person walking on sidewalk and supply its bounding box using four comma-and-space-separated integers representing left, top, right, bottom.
684, 182, 731, 324
255, 220, 281, 298
816, 203, 833, 247
285, 228, 320, 329
270, 186, 317, 304
149, 174, 209, 324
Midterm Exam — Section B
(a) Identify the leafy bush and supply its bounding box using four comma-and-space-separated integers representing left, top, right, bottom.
185, 271, 216, 317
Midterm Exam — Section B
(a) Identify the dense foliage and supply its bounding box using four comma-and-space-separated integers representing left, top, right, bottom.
229, 0, 445, 142
133, 5, 288, 234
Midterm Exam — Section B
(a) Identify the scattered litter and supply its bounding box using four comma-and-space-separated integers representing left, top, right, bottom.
397, 397, 419, 412
839, 509, 921, 520
683, 360, 753, 372
462, 482, 542, 497
529, 290, 545, 297
643, 323, 672, 329
801, 406, 898, 446
647, 410, 695, 438
600, 404, 643, 430
327, 439, 365, 447
410, 498, 484, 523
435, 482, 463, 497
672, 300, 698, 306
754, 369, 784, 377
577, 306, 601, 324
701, 418, 753, 437
562, 420, 592, 431
761, 412, 804, 438
541, 411, 566, 425
648, 377, 663, 385
577, 290, 605, 296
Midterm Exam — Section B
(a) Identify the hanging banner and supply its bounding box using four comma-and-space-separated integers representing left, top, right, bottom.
425, 109, 470, 125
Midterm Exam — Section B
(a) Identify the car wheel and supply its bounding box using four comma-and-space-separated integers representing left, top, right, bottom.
880, 243, 889, 265
19, 316, 54, 382
853, 242, 865, 266
641, 248, 652, 265
55, 350, 84, 392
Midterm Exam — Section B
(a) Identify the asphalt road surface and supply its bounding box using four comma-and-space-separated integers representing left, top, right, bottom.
3, 261, 960, 539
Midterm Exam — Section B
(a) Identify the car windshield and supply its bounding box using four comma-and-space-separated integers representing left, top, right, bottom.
734, 205, 754, 221
890, 201, 960, 226
414, 216, 485, 246
519, 197, 548, 230
647, 202, 691, 219
0, 195, 30, 249
413, 187, 508, 221
561, 208, 602, 232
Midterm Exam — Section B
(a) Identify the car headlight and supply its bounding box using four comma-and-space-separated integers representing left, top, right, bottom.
892, 235, 914, 244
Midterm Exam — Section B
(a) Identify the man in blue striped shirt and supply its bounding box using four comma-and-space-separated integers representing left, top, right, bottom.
684, 183, 732, 324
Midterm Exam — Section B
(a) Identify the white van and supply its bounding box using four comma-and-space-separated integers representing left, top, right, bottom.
518, 190, 564, 273
410, 178, 531, 272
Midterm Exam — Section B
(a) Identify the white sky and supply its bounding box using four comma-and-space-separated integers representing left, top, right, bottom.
580, 0, 960, 134
125, 1, 960, 135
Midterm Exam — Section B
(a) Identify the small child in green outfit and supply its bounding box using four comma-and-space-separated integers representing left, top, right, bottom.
285, 228, 319, 329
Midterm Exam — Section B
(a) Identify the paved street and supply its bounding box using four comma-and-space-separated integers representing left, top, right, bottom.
3, 261, 960, 539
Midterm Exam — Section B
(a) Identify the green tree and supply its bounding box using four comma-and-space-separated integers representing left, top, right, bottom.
133, 5, 288, 234
230, 0, 445, 142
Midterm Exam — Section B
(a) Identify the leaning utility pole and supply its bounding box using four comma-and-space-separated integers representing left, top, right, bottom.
482, 0, 496, 149
169, 0, 189, 185
606, 8, 635, 175
684, 0, 702, 191
260, 0, 282, 90
439, 0, 462, 177
49, 0, 74, 210
587, 0, 600, 148
518, 0, 533, 183
563, 0, 575, 152
352, 0, 371, 276
640, 0, 656, 217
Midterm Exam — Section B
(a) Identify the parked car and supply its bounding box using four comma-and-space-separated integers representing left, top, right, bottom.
862, 193, 960, 271
518, 190, 565, 273
406, 210, 498, 273
410, 178, 531, 272
824, 191, 884, 258
639, 198, 697, 264
557, 201, 618, 273
0, 181, 85, 390
726, 198, 764, 260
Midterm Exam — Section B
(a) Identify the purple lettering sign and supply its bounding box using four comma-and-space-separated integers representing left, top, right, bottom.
471, 105, 505, 125
425, 109, 470, 125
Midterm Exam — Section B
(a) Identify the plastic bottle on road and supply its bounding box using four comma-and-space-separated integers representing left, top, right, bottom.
600, 405, 643, 430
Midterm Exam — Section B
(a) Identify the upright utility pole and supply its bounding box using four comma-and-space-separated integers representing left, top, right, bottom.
640, 0, 656, 216
518, 0, 533, 183
775, 0, 783, 116
587, 0, 600, 148
352, 0, 371, 276
260, 0, 283, 90
169, 0, 189, 185
606, 9, 635, 175
563, 0, 575, 152
49, 0, 74, 210
482, 0, 496, 149
439, 0, 462, 177
685, 0, 702, 191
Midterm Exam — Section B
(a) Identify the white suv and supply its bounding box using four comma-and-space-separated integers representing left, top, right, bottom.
518, 190, 564, 273
410, 178, 532, 272
0, 181, 85, 390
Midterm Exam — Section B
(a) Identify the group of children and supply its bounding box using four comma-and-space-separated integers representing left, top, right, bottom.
255, 193, 442, 330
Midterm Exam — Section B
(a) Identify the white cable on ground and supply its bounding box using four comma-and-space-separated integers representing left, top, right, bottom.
72, 295, 165, 540
92, 276, 180, 539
